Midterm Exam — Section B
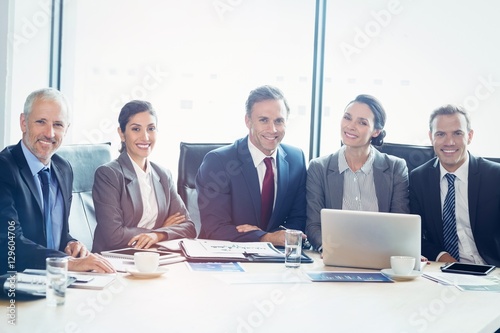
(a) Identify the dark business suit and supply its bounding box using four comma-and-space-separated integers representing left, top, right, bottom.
0, 141, 75, 273
195, 137, 307, 242
92, 152, 196, 253
409, 153, 500, 266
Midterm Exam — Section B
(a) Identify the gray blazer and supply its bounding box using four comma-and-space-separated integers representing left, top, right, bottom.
306, 148, 410, 249
92, 153, 196, 253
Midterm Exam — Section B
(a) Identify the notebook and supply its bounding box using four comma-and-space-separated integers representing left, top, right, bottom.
179, 239, 314, 263
321, 209, 421, 271
100, 248, 185, 272
101, 248, 181, 262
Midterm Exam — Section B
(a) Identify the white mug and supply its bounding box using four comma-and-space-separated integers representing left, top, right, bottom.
134, 252, 160, 273
390, 256, 415, 275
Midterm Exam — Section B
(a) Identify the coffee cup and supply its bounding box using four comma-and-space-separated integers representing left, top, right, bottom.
134, 252, 160, 273
390, 256, 415, 275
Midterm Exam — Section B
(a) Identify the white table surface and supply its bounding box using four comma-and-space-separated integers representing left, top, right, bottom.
2, 252, 500, 333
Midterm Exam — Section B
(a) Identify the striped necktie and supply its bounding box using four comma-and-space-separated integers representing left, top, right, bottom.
443, 173, 459, 261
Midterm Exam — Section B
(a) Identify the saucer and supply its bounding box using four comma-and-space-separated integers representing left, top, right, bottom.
126, 267, 168, 278
381, 269, 422, 281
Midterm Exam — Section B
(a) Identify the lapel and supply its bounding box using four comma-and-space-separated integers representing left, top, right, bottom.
372, 150, 391, 211
51, 158, 70, 215
466, 153, 479, 230
237, 138, 261, 222
11, 142, 44, 212
118, 153, 144, 224
271, 145, 288, 227
427, 158, 444, 243
326, 152, 343, 209
150, 164, 168, 227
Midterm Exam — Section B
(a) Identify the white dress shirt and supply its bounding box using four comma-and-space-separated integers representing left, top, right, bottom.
128, 154, 159, 230
247, 138, 277, 204
437, 155, 486, 264
339, 145, 379, 212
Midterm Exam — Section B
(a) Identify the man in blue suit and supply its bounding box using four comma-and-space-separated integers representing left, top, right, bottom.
196, 85, 306, 246
410, 105, 500, 266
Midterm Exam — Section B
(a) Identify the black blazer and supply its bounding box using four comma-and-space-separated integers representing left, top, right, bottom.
409, 153, 500, 266
0, 141, 75, 273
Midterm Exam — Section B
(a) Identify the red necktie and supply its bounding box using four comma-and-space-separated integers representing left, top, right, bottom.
261, 157, 274, 231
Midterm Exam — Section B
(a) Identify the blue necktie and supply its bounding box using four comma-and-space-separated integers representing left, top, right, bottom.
443, 173, 459, 261
39, 168, 55, 250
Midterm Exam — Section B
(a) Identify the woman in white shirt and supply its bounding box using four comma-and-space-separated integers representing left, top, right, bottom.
92, 100, 196, 253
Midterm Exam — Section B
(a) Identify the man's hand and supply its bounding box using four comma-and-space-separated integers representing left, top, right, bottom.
236, 224, 262, 233
437, 253, 458, 263
65, 241, 90, 258
128, 232, 165, 249
260, 230, 286, 246
162, 212, 186, 227
68, 253, 116, 273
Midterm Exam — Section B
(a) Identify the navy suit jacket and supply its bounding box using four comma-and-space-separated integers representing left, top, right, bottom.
409, 153, 500, 266
0, 141, 75, 273
196, 137, 307, 242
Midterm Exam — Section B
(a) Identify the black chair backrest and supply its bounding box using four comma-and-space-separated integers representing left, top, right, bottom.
485, 157, 500, 164
57, 143, 112, 249
177, 142, 229, 235
374, 142, 435, 173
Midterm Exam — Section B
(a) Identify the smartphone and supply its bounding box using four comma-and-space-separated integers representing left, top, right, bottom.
440, 262, 496, 276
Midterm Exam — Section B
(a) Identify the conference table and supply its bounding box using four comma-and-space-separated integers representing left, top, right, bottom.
2, 251, 500, 333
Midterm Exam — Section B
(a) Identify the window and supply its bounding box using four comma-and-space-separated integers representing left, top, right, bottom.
4, 0, 53, 145
322, 0, 500, 158
61, 0, 315, 175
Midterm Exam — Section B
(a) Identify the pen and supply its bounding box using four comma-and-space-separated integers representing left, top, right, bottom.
279, 225, 312, 249
131, 240, 138, 247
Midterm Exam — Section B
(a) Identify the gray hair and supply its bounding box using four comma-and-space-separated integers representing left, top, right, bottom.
23, 88, 70, 120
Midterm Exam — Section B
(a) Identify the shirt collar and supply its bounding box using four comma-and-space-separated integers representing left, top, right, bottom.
127, 153, 152, 178
21, 140, 51, 176
338, 145, 374, 174
439, 152, 469, 182
247, 137, 278, 168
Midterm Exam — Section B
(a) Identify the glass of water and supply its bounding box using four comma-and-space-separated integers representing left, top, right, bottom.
46, 257, 68, 306
285, 229, 302, 268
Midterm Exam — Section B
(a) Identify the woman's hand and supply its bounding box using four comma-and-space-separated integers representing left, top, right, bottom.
128, 232, 165, 249
162, 212, 186, 227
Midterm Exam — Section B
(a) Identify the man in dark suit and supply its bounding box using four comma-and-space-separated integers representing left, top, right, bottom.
0, 88, 115, 274
410, 105, 500, 266
196, 85, 306, 246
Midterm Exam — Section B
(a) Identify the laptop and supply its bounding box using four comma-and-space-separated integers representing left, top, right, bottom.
321, 209, 421, 271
